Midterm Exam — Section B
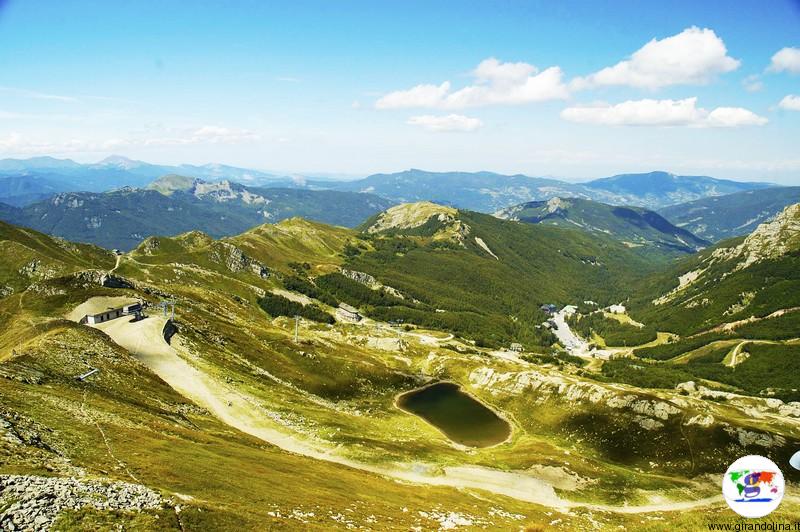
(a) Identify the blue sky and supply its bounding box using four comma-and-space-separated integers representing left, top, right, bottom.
0, 0, 799, 182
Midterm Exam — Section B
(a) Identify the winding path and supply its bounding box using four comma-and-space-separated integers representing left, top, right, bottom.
90, 311, 723, 514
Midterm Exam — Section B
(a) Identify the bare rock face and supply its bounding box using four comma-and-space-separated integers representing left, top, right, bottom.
138, 237, 160, 255
0, 475, 165, 531
17, 260, 58, 280
468, 366, 680, 427
365, 202, 471, 246
341, 269, 377, 286
340, 268, 407, 300
70, 270, 134, 289
722, 427, 787, 449
712, 203, 800, 270
211, 242, 270, 278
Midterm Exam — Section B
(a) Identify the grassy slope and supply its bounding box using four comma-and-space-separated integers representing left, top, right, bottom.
0, 187, 393, 251
502, 197, 708, 260
658, 186, 800, 242
346, 210, 658, 346
229, 218, 360, 273
629, 239, 800, 336
0, 221, 114, 293
0, 291, 557, 531
3, 217, 800, 529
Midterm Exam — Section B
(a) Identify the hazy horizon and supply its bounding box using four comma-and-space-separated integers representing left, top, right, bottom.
1, 0, 799, 184
1, 152, 793, 186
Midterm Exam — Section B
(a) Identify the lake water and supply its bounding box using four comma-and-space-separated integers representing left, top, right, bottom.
397, 382, 511, 447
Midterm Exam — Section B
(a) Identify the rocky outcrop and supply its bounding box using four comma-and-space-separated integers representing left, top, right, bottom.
722, 427, 787, 449
365, 202, 458, 234
712, 203, 800, 271
0, 475, 165, 531
70, 270, 134, 289
138, 237, 160, 255
210, 243, 269, 278
17, 260, 58, 280
365, 202, 471, 245
0, 285, 13, 298
469, 367, 680, 423
340, 269, 378, 287
340, 269, 407, 300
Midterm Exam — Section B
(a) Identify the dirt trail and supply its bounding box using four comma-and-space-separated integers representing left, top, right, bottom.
91, 313, 722, 514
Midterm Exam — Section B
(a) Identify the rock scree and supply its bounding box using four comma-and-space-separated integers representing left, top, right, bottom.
0, 474, 165, 531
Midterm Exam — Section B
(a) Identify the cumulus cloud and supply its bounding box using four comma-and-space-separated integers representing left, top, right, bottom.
376, 58, 568, 109
561, 98, 767, 127
377, 82, 452, 109
406, 114, 483, 132
768, 47, 800, 74
742, 74, 764, 92
571, 27, 740, 90
779, 94, 800, 111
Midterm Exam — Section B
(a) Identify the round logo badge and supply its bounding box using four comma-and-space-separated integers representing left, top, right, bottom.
722, 455, 785, 518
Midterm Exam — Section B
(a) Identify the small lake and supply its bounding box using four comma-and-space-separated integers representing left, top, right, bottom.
397, 382, 511, 448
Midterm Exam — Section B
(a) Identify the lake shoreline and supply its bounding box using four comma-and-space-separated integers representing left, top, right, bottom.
393, 380, 515, 449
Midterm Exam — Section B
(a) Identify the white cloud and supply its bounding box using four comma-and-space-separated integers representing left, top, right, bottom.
768, 47, 800, 74
561, 98, 767, 127
145, 126, 260, 146
376, 82, 452, 109
571, 27, 740, 90
742, 74, 764, 92
0, 125, 261, 155
376, 58, 568, 109
191, 125, 260, 143
0, 86, 78, 102
406, 114, 483, 132
779, 94, 800, 111
0, 133, 92, 154
705, 107, 768, 127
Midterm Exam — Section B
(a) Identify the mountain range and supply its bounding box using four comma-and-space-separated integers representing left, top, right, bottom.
320, 169, 772, 211
0, 175, 392, 250
496, 197, 709, 258
0, 155, 298, 205
657, 186, 800, 242
632, 202, 800, 338
0, 157, 775, 213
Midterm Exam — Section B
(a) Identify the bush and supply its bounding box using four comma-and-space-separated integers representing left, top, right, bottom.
258, 293, 334, 324
634, 333, 729, 360
568, 312, 657, 347
522, 352, 587, 367
283, 275, 338, 307
315, 273, 404, 307
599, 358, 693, 389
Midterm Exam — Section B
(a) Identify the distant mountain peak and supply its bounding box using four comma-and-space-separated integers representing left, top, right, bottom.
95, 155, 147, 170
365, 202, 458, 234
546, 196, 570, 213
495, 196, 708, 258
363, 201, 472, 245
146, 174, 200, 196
